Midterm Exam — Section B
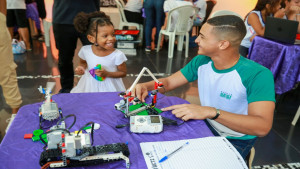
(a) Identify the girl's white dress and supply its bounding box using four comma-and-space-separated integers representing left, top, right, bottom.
71, 45, 127, 93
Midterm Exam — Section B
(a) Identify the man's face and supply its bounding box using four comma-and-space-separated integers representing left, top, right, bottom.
195, 24, 221, 56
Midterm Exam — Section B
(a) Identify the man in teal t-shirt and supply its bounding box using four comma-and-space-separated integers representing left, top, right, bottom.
133, 15, 275, 159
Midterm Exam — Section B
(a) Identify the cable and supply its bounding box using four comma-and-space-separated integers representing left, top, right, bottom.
56, 114, 76, 130
115, 124, 129, 128
77, 122, 95, 145
45, 128, 71, 134
39, 117, 57, 129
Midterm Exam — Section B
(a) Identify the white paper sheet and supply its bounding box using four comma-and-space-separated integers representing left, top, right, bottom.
140, 136, 248, 169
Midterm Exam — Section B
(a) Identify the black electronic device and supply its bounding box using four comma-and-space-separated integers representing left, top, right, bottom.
264, 16, 299, 44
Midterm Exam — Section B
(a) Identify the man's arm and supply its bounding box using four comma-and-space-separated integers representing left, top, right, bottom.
133, 71, 189, 102
163, 100, 275, 137
0, 0, 6, 16
214, 101, 274, 137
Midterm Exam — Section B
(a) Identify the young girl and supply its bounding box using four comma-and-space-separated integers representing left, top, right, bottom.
283, 0, 300, 33
71, 11, 127, 93
240, 0, 285, 57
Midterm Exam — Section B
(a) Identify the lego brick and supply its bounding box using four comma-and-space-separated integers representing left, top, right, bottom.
24, 134, 33, 139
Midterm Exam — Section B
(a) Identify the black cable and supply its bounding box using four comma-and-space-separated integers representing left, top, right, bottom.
56, 114, 76, 130
45, 128, 71, 134
39, 117, 56, 129
77, 122, 95, 145
39, 134, 47, 146
115, 124, 129, 128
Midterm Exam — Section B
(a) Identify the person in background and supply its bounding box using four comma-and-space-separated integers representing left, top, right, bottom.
52, 0, 99, 93
132, 15, 275, 159
0, 0, 23, 131
192, 0, 207, 26
190, 0, 207, 47
35, 0, 46, 41
124, 0, 143, 24
239, 0, 284, 57
6, 0, 32, 50
26, 0, 42, 40
144, 0, 165, 52
162, 0, 206, 48
71, 11, 127, 93
283, 0, 300, 33
161, 0, 193, 31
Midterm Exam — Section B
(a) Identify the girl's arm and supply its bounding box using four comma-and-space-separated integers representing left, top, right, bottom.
248, 12, 265, 36
96, 62, 127, 78
75, 59, 87, 75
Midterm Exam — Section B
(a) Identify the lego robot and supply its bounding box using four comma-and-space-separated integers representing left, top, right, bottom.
39, 115, 130, 169
38, 82, 62, 129
115, 67, 163, 117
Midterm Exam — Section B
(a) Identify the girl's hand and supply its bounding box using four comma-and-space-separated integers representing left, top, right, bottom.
95, 68, 108, 77
290, 6, 300, 14
274, 8, 286, 18
75, 66, 85, 75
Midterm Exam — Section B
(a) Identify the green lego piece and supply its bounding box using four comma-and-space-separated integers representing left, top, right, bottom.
83, 126, 92, 130
33, 129, 43, 136
32, 136, 40, 142
122, 103, 163, 115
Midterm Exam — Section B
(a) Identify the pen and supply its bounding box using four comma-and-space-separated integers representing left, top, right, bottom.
159, 141, 189, 163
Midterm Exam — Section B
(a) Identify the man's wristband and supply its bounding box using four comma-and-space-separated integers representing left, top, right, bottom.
210, 108, 220, 120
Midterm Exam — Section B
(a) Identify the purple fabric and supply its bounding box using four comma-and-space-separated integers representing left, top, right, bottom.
26, 2, 41, 29
142, 8, 146, 18
248, 36, 300, 94
0, 92, 213, 169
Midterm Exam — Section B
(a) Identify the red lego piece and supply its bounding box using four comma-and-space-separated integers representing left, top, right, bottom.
24, 134, 33, 139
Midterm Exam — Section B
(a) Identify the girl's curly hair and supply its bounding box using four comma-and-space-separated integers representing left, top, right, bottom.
74, 11, 114, 35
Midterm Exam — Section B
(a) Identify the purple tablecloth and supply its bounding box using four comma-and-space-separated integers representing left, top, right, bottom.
0, 92, 213, 169
248, 36, 300, 94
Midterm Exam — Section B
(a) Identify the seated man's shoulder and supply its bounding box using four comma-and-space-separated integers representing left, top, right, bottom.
238, 57, 273, 78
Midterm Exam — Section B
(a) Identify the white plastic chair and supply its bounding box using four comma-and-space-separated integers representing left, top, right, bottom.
292, 105, 300, 125
156, 5, 198, 58
115, 0, 143, 44
210, 10, 243, 19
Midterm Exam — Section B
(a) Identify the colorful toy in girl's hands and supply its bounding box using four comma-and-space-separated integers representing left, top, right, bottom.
89, 64, 105, 81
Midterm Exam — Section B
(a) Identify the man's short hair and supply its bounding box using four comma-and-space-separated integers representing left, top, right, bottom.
207, 15, 246, 47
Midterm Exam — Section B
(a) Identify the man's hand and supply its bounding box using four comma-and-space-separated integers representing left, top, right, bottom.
75, 66, 85, 75
132, 83, 149, 102
162, 104, 216, 121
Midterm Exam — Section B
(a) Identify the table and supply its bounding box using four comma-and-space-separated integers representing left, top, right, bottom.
248, 36, 300, 95
0, 92, 213, 169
